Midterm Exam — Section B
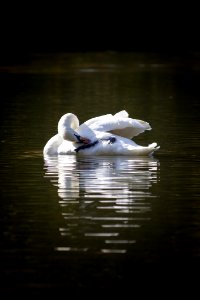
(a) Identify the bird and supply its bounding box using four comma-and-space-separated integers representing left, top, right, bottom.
43, 110, 160, 156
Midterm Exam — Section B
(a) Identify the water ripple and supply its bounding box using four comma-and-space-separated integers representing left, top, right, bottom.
44, 155, 159, 254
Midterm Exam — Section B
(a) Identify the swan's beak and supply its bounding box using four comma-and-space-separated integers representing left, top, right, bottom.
74, 134, 91, 144
80, 137, 91, 144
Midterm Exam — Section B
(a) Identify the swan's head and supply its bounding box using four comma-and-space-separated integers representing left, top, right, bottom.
58, 113, 79, 142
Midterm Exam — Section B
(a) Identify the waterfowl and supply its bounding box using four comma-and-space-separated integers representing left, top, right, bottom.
43, 110, 159, 156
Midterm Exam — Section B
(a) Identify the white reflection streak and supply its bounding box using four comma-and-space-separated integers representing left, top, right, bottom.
44, 156, 80, 200
85, 233, 119, 237
105, 240, 136, 244
55, 247, 88, 252
101, 249, 127, 253
101, 224, 140, 228
44, 155, 159, 253
45, 156, 158, 199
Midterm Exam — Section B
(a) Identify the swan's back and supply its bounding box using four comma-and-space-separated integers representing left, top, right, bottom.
84, 110, 151, 139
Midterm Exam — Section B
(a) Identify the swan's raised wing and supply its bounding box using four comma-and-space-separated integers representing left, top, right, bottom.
84, 110, 128, 127
76, 123, 97, 141
84, 110, 151, 139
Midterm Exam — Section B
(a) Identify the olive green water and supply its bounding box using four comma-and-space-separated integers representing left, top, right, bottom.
0, 52, 199, 296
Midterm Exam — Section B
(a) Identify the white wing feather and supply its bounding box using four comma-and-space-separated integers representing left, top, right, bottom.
84, 110, 151, 139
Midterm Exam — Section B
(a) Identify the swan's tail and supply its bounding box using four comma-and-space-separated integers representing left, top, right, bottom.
148, 142, 160, 155
127, 142, 160, 156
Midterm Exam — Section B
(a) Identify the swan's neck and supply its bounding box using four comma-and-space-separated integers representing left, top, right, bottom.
58, 113, 79, 142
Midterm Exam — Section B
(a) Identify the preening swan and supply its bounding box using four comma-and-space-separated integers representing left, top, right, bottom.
43, 110, 160, 156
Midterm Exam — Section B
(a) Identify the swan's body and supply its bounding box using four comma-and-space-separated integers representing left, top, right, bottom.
43, 110, 160, 156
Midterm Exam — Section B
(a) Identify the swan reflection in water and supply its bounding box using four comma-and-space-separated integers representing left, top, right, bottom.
44, 155, 159, 254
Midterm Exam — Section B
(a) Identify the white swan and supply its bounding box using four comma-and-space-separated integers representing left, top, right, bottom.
43, 110, 160, 156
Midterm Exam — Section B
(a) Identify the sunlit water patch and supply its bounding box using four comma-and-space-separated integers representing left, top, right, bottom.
44, 155, 159, 254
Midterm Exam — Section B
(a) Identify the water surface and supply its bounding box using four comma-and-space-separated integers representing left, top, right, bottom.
44, 155, 159, 254
0, 52, 200, 295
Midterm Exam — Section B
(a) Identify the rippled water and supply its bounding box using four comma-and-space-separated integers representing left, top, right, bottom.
44, 155, 159, 254
0, 52, 200, 296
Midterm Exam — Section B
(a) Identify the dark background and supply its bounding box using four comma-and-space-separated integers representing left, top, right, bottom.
1, 4, 200, 64
0, 5, 200, 297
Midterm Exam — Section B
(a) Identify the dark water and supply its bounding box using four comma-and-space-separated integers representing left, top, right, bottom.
0, 52, 200, 296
